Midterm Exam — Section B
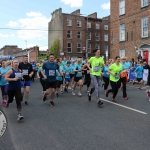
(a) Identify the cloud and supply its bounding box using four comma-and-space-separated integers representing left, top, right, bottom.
7, 12, 50, 40
60, 0, 83, 7
7, 21, 19, 27
0, 33, 15, 38
39, 46, 48, 51
101, 2, 110, 10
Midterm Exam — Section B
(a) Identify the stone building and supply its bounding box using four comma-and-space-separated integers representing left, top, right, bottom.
110, 0, 150, 62
48, 8, 110, 59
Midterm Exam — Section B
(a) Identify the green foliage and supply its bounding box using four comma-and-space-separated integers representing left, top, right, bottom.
47, 39, 59, 58
38, 54, 47, 60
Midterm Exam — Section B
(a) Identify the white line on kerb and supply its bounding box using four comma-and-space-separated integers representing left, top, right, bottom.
100, 98, 147, 115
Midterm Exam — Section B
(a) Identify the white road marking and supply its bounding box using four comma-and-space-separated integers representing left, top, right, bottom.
100, 98, 147, 115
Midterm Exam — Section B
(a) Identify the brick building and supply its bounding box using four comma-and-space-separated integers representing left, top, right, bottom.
0, 45, 22, 56
48, 8, 110, 60
110, 0, 150, 62
14, 46, 39, 62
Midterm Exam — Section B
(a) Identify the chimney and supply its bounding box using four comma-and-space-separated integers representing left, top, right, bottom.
88, 12, 97, 19
71, 9, 80, 15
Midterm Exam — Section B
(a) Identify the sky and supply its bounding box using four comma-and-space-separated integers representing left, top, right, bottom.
0, 0, 110, 51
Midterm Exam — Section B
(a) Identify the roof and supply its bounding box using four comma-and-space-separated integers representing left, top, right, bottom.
14, 50, 33, 57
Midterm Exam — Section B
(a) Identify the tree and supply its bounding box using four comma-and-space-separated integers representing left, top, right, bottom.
48, 39, 59, 58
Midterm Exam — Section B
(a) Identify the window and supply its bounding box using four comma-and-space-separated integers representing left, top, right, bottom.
67, 19, 72, 26
77, 31, 82, 39
77, 21, 82, 27
120, 24, 125, 41
96, 23, 100, 29
88, 32, 91, 40
77, 43, 82, 53
87, 43, 91, 53
95, 33, 100, 41
104, 45, 108, 57
104, 25, 108, 30
95, 44, 100, 49
104, 34, 108, 41
67, 43, 72, 53
87, 22, 91, 28
141, 0, 148, 7
119, 49, 125, 57
119, 0, 125, 15
142, 17, 148, 37
67, 30, 72, 39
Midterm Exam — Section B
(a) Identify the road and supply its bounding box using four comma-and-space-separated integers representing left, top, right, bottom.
1, 80, 150, 150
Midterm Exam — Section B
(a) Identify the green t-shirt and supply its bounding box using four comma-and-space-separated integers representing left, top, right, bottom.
88, 56, 104, 76
109, 63, 123, 82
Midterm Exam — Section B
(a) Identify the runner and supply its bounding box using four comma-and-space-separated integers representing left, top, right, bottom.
41, 54, 60, 106
31, 60, 37, 81
106, 56, 123, 102
120, 57, 128, 100
19, 55, 33, 105
102, 60, 110, 94
72, 58, 83, 96
0, 60, 10, 106
87, 49, 104, 106
133, 61, 144, 90
70, 60, 76, 89
5, 59, 24, 121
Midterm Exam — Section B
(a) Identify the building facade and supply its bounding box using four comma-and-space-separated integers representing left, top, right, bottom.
110, 0, 150, 62
48, 8, 110, 59
0, 45, 22, 56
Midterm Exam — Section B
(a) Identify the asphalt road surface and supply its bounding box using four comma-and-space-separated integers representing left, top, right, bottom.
1, 80, 150, 150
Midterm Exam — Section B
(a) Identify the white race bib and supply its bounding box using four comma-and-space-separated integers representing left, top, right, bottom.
22, 69, 28, 75
115, 74, 120, 79
66, 72, 69, 75
94, 66, 99, 72
87, 70, 90, 74
49, 70, 55, 76
15, 73, 22, 79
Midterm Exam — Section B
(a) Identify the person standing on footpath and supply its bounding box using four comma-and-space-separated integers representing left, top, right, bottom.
19, 55, 33, 105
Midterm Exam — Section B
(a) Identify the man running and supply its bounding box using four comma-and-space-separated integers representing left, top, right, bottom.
41, 54, 61, 106
19, 55, 33, 105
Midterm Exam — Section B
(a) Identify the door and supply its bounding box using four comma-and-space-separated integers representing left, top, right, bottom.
143, 51, 149, 62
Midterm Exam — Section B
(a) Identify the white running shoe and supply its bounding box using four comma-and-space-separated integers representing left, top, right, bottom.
17, 115, 24, 121
68, 86, 71, 90
78, 92, 82, 97
72, 91, 75, 95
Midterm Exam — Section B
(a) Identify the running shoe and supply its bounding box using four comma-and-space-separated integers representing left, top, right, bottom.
56, 92, 59, 97
123, 97, 128, 100
17, 114, 24, 121
60, 90, 63, 94
50, 101, 55, 106
68, 86, 71, 90
105, 91, 109, 97
43, 96, 46, 102
97, 99, 103, 107
78, 92, 82, 97
2, 100, 7, 107
87, 90, 90, 93
88, 94, 91, 101
132, 81, 135, 85
112, 98, 117, 103
72, 91, 75, 95
25, 101, 28, 105
64, 87, 68, 92
137, 88, 142, 91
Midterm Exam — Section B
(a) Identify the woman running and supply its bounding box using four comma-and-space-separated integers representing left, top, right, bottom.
5, 59, 24, 121
87, 49, 104, 106
102, 60, 110, 94
70, 60, 76, 89
0, 60, 10, 106
106, 56, 123, 102
72, 58, 83, 96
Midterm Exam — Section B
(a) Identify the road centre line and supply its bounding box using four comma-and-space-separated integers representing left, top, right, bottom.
100, 98, 147, 115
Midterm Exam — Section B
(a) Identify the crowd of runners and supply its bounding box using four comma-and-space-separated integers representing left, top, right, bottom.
0, 49, 149, 121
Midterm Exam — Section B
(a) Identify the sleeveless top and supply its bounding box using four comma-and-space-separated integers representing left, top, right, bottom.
8, 68, 22, 90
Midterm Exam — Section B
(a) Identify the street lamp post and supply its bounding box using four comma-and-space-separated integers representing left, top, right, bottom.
86, 16, 89, 58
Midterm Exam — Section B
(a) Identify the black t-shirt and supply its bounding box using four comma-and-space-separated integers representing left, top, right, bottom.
18, 62, 33, 81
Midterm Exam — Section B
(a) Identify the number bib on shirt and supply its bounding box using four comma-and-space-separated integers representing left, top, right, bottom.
115, 74, 120, 79
1, 73, 6, 78
22, 69, 28, 75
94, 66, 100, 72
106, 72, 110, 75
87, 70, 90, 74
66, 72, 69, 75
15, 73, 22, 79
77, 71, 82, 76
49, 70, 55, 76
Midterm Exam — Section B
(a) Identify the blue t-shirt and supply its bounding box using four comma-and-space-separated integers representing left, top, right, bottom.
64, 65, 71, 78
125, 61, 131, 69
134, 66, 144, 78
31, 63, 37, 70
103, 65, 110, 78
62, 60, 67, 66
38, 67, 45, 80
0, 67, 9, 86
56, 70, 63, 81
121, 62, 129, 71
82, 60, 86, 65
70, 64, 76, 74
42, 61, 59, 82
75, 64, 82, 77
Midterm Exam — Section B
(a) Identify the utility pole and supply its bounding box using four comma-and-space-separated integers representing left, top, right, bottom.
86, 16, 89, 58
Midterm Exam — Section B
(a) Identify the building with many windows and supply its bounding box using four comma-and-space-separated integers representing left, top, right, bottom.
110, 0, 150, 62
48, 8, 110, 59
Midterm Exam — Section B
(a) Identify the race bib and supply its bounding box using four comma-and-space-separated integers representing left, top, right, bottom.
15, 73, 22, 79
66, 72, 69, 75
94, 66, 100, 72
106, 72, 110, 75
22, 69, 28, 75
49, 70, 55, 76
1, 73, 6, 78
87, 70, 90, 74
77, 71, 82, 76
115, 74, 120, 79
